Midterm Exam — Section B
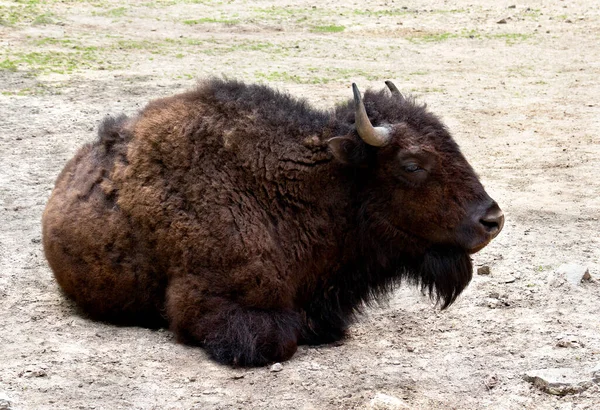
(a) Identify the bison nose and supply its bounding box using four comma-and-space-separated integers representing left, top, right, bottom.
479, 203, 504, 239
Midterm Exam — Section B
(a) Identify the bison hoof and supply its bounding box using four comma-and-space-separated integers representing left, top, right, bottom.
199, 307, 300, 366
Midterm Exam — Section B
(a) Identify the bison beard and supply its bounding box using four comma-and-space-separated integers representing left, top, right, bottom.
43, 78, 501, 367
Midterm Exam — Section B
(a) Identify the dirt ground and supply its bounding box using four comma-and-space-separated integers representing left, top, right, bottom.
1, 0, 599, 409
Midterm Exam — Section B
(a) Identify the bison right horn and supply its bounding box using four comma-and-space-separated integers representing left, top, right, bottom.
385, 80, 403, 99
352, 83, 391, 147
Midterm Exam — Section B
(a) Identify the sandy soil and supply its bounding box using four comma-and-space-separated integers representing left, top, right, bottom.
1, 0, 599, 409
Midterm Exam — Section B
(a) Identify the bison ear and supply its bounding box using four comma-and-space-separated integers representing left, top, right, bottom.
327, 136, 368, 166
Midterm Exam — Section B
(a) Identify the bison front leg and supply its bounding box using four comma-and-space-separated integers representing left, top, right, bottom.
166, 276, 301, 366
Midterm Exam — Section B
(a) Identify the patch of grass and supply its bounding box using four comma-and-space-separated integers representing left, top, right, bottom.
410, 32, 454, 42
255, 71, 330, 84
92, 7, 128, 18
163, 37, 275, 55
115, 39, 156, 50
1, 2, 64, 25
0, 59, 18, 72
32, 12, 56, 25
489, 32, 532, 44
183, 17, 239, 25
408, 29, 531, 44
311, 25, 345, 33
522, 8, 541, 18
354, 8, 411, 17
30, 37, 99, 53
1, 82, 63, 96
313, 67, 387, 81
113, 39, 170, 55
254, 6, 317, 17
354, 8, 465, 17
409, 86, 445, 93
2, 50, 114, 75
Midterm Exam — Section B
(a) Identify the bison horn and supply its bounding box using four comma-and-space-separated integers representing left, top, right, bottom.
385, 80, 403, 99
352, 83, 390, 147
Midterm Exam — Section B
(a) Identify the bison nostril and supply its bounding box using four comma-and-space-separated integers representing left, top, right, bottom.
479, 209, 504, 236
480, 218, 499, 231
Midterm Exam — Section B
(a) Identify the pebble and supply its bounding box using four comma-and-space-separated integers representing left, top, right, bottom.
367, 393, 409, 410
19, 368, 47, 378
477, 266, 491, 275
556, 334, 584, 348
557, 264, 591, 286
0, 392, 13, 410
270, 363, 283, 373
484, 374, 499, 390
497, 19, 507, 24
523, 368, 594, 395
591, 363, 600, 381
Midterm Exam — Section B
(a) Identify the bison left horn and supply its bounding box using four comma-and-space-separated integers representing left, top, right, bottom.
352, 83, 391, 147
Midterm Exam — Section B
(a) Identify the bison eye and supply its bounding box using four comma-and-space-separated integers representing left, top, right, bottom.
403, 163, 423, 173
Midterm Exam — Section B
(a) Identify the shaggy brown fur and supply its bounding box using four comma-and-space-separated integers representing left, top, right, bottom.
43, 78, 503, 366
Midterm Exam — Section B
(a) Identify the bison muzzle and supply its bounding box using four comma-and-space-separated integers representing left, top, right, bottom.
42, 78, 503, 366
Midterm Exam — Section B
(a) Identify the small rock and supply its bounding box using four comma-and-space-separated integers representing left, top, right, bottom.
523, 368, 593, 395
270, 363, 283, 372
486, 298, 501, 308
367, 393, 409, 409
497, 18, 507, 24
477, 266, 491, 275
591, 363, 600, 381
556, 263, 591, 286
484, 374, 499, 390
556, 334, 584, 348
19, 368, 47, 378
508, 5, 516, 9
0, 392, 13, 410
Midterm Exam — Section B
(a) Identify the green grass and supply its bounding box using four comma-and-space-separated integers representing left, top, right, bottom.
183, 17, 239, 25
1, 50, 111, 75
254, 6, 321, 18
0, 59, 18, 72
32, 12, 56, 25
256, 65, 399, 85
92, 7, 128, 18
353, 8, 411, 17
522, 8, 542, 18
489, 32, 533, 44
0, 1, 63, 25
408, 29, 531, 44
115, 39, 159, 50
255, 71, 330, 84
311, 25, 345, 33
410, 32, 454, 42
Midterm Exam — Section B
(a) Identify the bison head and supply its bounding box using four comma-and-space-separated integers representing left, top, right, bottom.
329, 82, 504, 307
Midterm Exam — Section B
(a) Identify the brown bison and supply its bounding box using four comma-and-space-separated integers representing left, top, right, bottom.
42, 78, 503, 366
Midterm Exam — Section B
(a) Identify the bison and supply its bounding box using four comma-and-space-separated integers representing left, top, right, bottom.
42, 78, 503, 366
